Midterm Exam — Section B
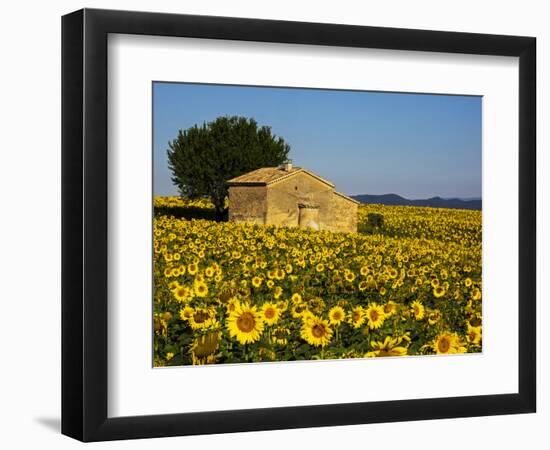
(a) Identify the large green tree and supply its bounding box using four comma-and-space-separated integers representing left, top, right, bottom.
167, 116, 290, 220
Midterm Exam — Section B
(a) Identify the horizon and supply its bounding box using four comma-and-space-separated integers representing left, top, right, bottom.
153, 82, 482, 199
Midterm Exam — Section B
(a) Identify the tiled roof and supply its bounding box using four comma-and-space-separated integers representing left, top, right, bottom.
227, 167, 335, 188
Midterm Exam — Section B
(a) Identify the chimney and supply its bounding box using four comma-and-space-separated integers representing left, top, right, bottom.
282, 159, 293, 172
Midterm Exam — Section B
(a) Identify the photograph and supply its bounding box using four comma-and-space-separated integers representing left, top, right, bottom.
152, 82, 483, 367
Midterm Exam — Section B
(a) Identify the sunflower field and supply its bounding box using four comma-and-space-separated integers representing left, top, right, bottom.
153, 196, 482, 366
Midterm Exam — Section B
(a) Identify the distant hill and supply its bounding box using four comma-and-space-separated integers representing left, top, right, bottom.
351, 193, 482, 210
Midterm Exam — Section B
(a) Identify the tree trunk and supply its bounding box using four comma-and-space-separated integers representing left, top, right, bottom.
214, 205, 228, 222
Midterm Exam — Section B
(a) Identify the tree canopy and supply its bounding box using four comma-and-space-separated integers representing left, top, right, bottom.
167, 116, 291, 219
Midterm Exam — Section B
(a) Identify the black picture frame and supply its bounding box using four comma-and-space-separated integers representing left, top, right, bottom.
61, 8, 536, 442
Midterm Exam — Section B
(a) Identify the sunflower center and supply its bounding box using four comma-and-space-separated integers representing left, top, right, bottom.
470, 318, 482, 327
194, 311, 208, 324
237, 312, 256, 332
438, 337, 451, 353
333, 312, 342, 321
264, 308, 276, 319
312, 324, 326, 338
370, 310, 379, 321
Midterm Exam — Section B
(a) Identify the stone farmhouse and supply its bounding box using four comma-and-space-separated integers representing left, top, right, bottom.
227, 161, 358, 233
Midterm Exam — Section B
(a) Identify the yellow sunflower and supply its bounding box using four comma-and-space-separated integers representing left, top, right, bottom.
466, 325, 482, 345
411, 300, 425, 320
365, 303, 385, 329
173, 285, 192, 303
300, 316, 333, 347
433, 285, 446, 298
194, 281, 209, 298
349, 306, 365, 328
344, 271, 356, 283
261, 302, 281, 326
251, 276, 263, 288
187, 263, 198, 275
179, 306, 194, 321
365, 336, 408, 357
433, 332, 467, 354
328, 306, 346, 326
226, 303, 264, 345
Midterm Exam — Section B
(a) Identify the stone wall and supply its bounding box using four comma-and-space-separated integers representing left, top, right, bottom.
327, 193, 358, 233
228, 185, 267, 224
265, 172, 333, 228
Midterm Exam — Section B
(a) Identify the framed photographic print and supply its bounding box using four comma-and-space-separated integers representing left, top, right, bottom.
61, 8, 536, 442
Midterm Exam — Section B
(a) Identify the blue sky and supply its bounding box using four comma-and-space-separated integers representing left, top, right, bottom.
153, 82, 481, 199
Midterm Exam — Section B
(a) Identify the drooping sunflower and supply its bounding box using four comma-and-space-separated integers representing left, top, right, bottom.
191, 330, 221, 365
276, 300, 288, 312
365, 336, 408, 357
226, 303, 264, 345
428, 310, 441, 325
383, 301, 397, 317
433, 332, 467, 354
261, 302, 281, 326
291, 302, 309, 319
328, 306, 346, 326
300, 316, 333, 347
411, 300, 425, 320
188, 307, 215, 330
365, 303, 385, 329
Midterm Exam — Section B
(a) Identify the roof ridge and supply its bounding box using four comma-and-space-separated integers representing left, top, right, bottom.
227, 166, 335, 187
334, 190, 360, 204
